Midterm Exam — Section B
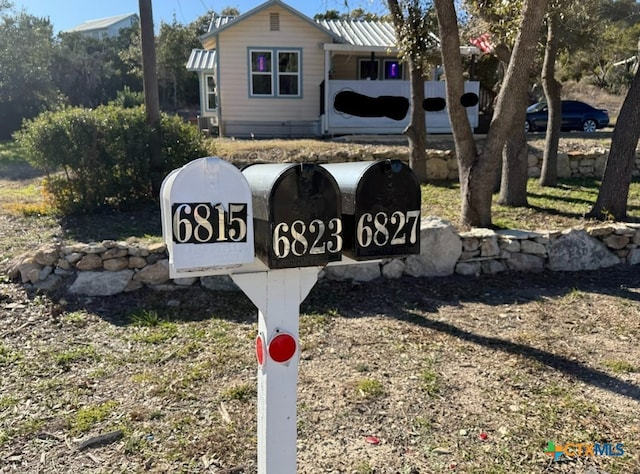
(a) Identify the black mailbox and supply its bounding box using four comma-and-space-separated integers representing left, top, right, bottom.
321, 160, 421, 260
242, 163, 343, 269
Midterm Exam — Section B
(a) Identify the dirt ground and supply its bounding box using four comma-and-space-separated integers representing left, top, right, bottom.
1, 133, 640, 473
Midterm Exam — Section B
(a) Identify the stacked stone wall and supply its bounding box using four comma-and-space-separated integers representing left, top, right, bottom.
7, 219, 640, 296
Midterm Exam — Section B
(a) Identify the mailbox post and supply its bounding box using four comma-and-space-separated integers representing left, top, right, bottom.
161, 158, 421, 474
237, 162, 343, 473
232, 267, 321, 474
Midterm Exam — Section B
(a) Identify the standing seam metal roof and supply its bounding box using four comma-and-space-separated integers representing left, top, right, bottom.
317, 19, 397, 47
186, 49, 216, 71
65, 13, 137, 33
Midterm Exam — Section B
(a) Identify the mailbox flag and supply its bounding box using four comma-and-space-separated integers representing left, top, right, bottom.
470, 33, 494, 54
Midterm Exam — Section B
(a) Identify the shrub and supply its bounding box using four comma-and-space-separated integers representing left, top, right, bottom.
15, 105, 211, 213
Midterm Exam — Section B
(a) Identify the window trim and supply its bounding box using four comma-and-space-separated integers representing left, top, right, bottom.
205, 74, 217, 111
248, 47, 302, 98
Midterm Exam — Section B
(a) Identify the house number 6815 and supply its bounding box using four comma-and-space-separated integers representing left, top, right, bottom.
172, 202, 248, 244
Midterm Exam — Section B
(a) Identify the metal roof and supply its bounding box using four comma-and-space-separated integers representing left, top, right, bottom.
317, 19, 398, 48
66, 13, 137, 33
186, 49, 216, 71
207, 15, 236, 32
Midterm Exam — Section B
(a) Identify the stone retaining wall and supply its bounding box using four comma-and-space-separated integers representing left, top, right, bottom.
7, 218, 640, 297
381, 148, 639, 181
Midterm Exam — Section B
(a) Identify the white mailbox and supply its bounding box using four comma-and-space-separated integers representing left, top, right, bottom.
160, 157, 254, 278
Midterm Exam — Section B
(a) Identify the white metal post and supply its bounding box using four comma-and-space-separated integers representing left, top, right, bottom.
232, 267, 321, 474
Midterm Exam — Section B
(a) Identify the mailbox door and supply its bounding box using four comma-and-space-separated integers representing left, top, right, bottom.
243, 163, 342, 269
323, 160, 421, 259
161, 157, 254, 278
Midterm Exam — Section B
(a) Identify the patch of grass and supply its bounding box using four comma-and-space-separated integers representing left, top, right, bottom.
353, 461, 375, 474
130, 322, 178, 344
356, 378, 385, 399
221, 383, 256, 402
129, 309, 166, 327
420, 368, 440, 396
299, 312, 333, 336
63, 311, 90, 327
0, 343, 23, 366
0, 395, 19, 411
604, 359, 639, 374
68, 400, 119, 435
53, 345, 100, 370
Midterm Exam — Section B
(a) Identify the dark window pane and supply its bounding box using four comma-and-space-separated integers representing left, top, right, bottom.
359, 60, 378, 80
278, 52, 298, 73
252, 52, 272, 72
252, 75, 272, 95
279, 75, 298, 95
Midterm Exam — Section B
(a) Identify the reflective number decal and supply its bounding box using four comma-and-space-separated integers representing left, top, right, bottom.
172, 203, 248, 244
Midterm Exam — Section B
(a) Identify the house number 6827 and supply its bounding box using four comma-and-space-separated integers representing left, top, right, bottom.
172, 202, 248, 244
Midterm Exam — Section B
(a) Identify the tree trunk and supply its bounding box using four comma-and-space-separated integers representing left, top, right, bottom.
587, 66, 640, 221
405, 61, 428, 182
435, 0, 548, 228
139, 0, 163, 196
496, 45, 528, 207
498, 127, 529, 206
540, 13, 562, 187
387, 0, 428, 182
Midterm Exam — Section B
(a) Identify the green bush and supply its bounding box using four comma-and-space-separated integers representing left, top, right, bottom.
15, 105, 211, 213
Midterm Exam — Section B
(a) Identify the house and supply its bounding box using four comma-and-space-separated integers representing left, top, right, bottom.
65, 13, 139, 39
186, 0, 479, 138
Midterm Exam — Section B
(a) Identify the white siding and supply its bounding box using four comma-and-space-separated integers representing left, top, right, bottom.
217, 6, 332, 125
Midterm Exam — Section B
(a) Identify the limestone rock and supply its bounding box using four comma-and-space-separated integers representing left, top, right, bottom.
548, 230, 620, 271
103, 257, 129, 272
324, 262, 381, 282
34, 244, 60, 266
76, 254, 103, 271
69, 270, 134, 296
455, 261, 481, 276
426, 158, 449, 180
520, 240, 547, 255
133, 260, 170, 285
201, 275, 239, 291
18, 257, 43, 284
404, 217, 462, 277
382, 259, 405, 279
507, 253, 545, 272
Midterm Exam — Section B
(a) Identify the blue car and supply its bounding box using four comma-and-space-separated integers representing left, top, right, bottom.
525, 100, 609, 133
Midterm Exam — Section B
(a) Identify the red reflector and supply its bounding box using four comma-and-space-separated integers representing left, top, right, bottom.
256, 335, 265, 366
268, 333, 297, 363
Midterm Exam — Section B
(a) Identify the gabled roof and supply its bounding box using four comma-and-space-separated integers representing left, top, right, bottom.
200, 0, 341, 43
66, 13, 138, 34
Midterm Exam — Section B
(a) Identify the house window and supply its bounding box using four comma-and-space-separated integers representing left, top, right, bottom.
206, 75, 217, 110
278, 51, 299, 96
250, 50, 273, 96
358, 58, 379, 80
384, 60, 402, 80
249, 48, 301, 97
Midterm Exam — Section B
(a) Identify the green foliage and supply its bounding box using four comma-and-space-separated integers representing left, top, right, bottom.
15, 105, 209, 213
68, 400, 119, 434
356, 378, 385, 398
109, 86, 145, 108
0, 7, 60, 138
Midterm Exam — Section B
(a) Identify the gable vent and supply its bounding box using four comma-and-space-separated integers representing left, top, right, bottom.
270, 12, 280, 31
